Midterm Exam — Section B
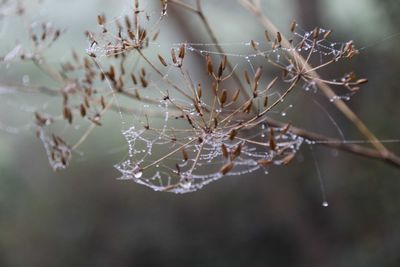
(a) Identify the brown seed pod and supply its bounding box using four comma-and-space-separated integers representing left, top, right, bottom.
220, 162, 234, 175
84, 96, 90, 108
140, 76, 148, 88
197, 83, 202, 98
221, 55, 227, 71
158, 54, 168, 66
131, 73, 137, 85
100, 96, 106, 109
220, 89, 227, 106
290, 20, 297, 32
108, 66, 115, 81
258, 159, 273, 167
263, 96, 269, 108
244, 70, 251, 85
217, 62, 224, 78
61, 154, 67, 166
323, 30, 332, 40
52, 134, 59, 146
221, 144, 229, 158
276, 32, 282, 43
282, 123, 291, 135
206, 55, 213, 75
232, 88, 240, 102
229, 130, 237, 140
171, 48, 177, 64
282, 154, 295, 165
182, 148, 189, 162
269, 128, 276, 151
232, 144, 242, 160
312, 27, 320, 39
355, 78, 368, 85
63, 106, 73, 124
243, 100, 253, 113
97, 14, 105, 25
152, 29, 160, 41
254, 67, 263, 83
250, 40, 258, 51
178, 44, 185, 59
80, 104, 86, 117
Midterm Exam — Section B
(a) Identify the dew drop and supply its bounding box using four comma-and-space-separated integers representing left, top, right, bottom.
322, 201, 329, 208
180, 178, 192, 190
134, 171, 143, 179
22, 75, 30, 85
132, 165, 143, 179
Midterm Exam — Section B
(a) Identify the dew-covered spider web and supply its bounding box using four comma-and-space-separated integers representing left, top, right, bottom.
86, 3, 380, 193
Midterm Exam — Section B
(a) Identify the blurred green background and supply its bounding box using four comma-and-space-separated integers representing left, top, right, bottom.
0, 0, 400, 266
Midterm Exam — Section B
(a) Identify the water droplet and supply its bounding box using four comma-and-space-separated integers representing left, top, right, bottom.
131, 165, 143, 179
22, 75, 30, 85
134, 171, 143, 179
180, 178, 192, 189
322, 201, 329, 208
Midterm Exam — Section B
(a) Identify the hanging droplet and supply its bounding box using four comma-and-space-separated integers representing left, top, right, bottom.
134, 171, 143, 179
132, 165, 143, 179
322, 201, 329, 208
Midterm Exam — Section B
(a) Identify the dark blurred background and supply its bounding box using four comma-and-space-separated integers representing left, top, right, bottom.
0, 0, 400, 266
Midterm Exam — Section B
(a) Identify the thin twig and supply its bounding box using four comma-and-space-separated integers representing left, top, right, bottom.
266, 118, 400, 168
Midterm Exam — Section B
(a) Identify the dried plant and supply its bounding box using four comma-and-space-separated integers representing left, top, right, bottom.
1, 0, 399, 195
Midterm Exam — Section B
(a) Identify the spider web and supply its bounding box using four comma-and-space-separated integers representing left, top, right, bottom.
94, 7, 362, 193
